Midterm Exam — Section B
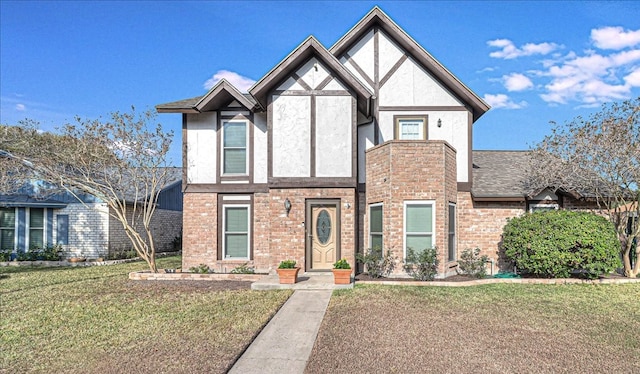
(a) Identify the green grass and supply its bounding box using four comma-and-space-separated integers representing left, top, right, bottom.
307, 283, 640, 373
0, 257, 292, 373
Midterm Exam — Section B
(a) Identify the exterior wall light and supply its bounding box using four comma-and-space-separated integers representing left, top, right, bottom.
437, 118, 442, 128
284, 198, 292, 216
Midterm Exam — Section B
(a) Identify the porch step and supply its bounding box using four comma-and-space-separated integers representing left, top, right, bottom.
251, 272, 354, 290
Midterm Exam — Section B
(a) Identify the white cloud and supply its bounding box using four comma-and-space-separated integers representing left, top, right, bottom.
483, 94, 527, 109
488, 39, 561, 59
503, 73, 533, 92
623, 68, 640, 87
591, 26, 640, 50
203, 70, 256, 92
15, 104, 26, 111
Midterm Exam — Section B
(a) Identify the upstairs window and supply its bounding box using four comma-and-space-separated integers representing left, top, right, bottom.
222, 121, 248, 175
395, 116, 427, 140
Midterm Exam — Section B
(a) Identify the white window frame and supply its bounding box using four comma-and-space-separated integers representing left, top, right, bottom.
394, 116, 427, 140
222, 204, 250, 259
0, 207, 17, 252
529, 203, 559, 213
403, 200, 436, 259
369, 203, 383, 250
448, 203, 456, 262
27, 208, 46, 251
221, 120, 249, 175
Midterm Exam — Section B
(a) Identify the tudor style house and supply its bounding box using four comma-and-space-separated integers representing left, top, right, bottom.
157, 7, 582, 277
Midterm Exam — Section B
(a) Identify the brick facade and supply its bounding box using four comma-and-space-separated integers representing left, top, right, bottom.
365, 140, 458, 276
182, 188, 356, 274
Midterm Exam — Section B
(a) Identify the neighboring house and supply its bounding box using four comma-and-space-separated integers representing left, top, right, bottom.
156, 7, 595, 276
0, 168, 183, 259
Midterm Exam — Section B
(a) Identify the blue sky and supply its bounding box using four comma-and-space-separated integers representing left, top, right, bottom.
2, 1, 640, 165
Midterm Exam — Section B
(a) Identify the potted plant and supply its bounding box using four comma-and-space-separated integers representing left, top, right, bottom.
332, 258, 352, 284
277, 259, 300, 284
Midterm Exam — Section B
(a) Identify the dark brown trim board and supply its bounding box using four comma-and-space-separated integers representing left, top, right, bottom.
186, 184, 269, 194
268, 177, 357, 189
379, 54, 408, 88
378, 106, 468, 111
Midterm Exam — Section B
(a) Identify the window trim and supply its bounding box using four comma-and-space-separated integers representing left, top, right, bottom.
221, 119, 249, 176
448, 203, 456, 262
528, 203, 559, 213
403, 200, 436, 259
369, 203, 383, 250
27, 208, 46, 250
394, 115, 428, 140
0, 207, 17, 252
222, 204, 251, 260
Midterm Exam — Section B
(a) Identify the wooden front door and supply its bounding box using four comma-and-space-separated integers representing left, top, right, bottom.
307, 200, 340, 270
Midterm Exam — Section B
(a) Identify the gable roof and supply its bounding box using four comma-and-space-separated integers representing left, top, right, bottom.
330, 7, 489, 122
249, 36, 373, 116
156, 80, 257, 113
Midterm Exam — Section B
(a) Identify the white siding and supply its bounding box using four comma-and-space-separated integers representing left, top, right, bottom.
357, 122, 375, 183
272, 95, 311, 177
378, 110, 470, 183
297, 58, 330, 90
379, 57, 462, 107
186, 112, 217, 184
315, 96, 352, 177
254, 113, 268, 183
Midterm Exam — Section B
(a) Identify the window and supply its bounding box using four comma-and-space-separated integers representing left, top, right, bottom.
29, 208, 45, 250
394, 116, 427, 140
529, 203, 559, 213
0, 208, 15, 251
222, 121, 248, 174
448, 204, 456, 262
369, 204, 383, 250
404, 201, 434, 257
223, 205, 250, 259
57, 215, 69, 245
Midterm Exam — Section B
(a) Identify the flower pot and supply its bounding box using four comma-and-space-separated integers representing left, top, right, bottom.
277, 267, 300, 284
68, 257, 86, 263
332, 269, 352, 284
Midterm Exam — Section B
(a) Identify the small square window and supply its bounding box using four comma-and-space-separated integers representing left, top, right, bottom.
394, 116, 427, 140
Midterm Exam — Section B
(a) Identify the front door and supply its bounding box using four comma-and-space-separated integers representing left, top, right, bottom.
307, 200, 340, 270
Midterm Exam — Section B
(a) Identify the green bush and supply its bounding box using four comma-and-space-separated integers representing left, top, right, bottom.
230, 263, 255, 274
502, 210, 621, 279
189, 264, 211, 274
458, 248, 489, 278
0, 249, 11, 261
403, 247, 439, 281
278, 259, 296, 269
356, 248, 396, 278
333, 258, 351, 269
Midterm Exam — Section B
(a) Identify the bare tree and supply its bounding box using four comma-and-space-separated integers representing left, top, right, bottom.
0, 108, 173, 272
528, 97, 640, 277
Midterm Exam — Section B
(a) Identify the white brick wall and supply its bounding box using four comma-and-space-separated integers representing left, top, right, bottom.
54, 203, 109, 258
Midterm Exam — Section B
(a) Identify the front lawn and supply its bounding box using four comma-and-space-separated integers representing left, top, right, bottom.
306, 283, 640, 373
0, 257, 291, 373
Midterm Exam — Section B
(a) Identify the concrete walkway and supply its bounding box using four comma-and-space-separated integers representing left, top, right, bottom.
228, 289, 332, 374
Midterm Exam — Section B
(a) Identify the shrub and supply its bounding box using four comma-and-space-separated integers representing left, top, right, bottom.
403, 247, 439, 281
356, 248, 396, 278
333, 258, 351, 269
0, 250, 11, 261
230, 262, 255, 274
278, 259, 296, 269
502, 210, 621, 279
458, 248, 489, 278
189, 264, 211, 274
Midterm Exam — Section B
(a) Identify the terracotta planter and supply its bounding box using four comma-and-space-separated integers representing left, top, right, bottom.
277, 267, 300, 284
68, 257, 86, 263
332, 269, 352, 284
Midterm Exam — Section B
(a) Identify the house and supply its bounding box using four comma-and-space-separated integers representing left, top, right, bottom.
156, 7, 592, 277
0, 168, 183, 260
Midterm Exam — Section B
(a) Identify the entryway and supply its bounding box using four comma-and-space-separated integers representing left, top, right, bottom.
306, 199, 340, 271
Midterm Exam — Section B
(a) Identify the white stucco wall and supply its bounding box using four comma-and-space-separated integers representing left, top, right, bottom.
379, 57, 463, 107
357, 122, 375, 183
54, 203, 109, 258
254, 112, 268, 183
315, 96, 353, 177
378, 110, 470, 183
297, 58, 331, 90
186, 112, 217, 184
272, 95, 311, 177
378, 30, 405, 79
345, 29, 374, 84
